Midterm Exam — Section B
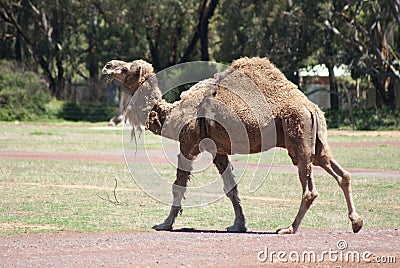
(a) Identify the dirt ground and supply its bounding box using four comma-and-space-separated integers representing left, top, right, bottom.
1, 228, 399, 267
1, 136, 399, 267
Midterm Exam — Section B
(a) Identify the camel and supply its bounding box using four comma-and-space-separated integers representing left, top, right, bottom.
102, 57, 363, 234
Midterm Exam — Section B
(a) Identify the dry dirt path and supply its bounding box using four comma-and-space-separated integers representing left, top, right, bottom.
1, 228, 399, 267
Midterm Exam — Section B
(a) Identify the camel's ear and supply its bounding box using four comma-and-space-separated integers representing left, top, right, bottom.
128, 64, 139, 74
137, 66, 145, 83
130, 61, 154, 84
136, 66, 143, 77
130, 65, 143, 81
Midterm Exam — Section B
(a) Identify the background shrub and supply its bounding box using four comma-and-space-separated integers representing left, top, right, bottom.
58, 102, 118, 122
325, 107, 400, 130
0, 60, 118, 122
0, 60, 51, 121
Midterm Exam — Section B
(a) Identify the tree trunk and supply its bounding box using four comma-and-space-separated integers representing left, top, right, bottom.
15, 35, 22, 61
372, 73, 396, 108
200, 0, 218, 61
87, 40, 98, 81
326, 63, 339, 110
200, 24, 209, 61
342, 82, 355, 130
56, 55, 65, 100
147, 30, 161, 70
180, 0, 219, 62
38, 56, 57, 97
168, 25, 181, 66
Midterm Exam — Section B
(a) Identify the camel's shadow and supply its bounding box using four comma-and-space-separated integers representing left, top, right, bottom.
170, 228, 276, 235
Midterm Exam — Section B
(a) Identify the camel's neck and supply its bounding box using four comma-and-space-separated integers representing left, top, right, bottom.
123, 77, 177, 138
146, 98, 176, 136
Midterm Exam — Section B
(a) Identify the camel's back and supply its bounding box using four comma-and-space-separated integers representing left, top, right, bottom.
177, 57, 325, 140
175, 57, 327, 153
231, 57, 318, 116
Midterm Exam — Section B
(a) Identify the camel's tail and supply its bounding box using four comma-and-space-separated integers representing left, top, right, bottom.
310, 111, 318, 156
311, 108, 330, 157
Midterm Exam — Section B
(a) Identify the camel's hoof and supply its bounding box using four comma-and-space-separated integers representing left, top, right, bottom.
276, 226, 294, 234
152, 223, 173, 231
226, 225, 247, 233
352, 218, 363, 233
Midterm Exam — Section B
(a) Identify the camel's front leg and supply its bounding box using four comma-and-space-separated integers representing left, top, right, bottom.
153, 153, 192, 231
214, 154, 247, 232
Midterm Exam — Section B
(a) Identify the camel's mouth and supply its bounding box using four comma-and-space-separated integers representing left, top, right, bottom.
102, 60, 129, 84
105, 74, 114, 84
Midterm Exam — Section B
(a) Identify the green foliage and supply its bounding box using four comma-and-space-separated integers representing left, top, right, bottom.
0, 61, 51, 121
44, 98, 65, 118
0, 61, 117, 122
325, 107, 400, 130
58, 102, 118, 122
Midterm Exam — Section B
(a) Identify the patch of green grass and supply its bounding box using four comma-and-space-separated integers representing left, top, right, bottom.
233, 146, 400, 170
327, 133, 394, 143
330, 146, 399, 170
29, 131, 54, 136
0, 122, 121, 152
233, 135, 400, 170
0, 122, 165, 153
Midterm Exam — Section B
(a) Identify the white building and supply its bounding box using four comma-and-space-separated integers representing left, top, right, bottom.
299, 65, 350, 109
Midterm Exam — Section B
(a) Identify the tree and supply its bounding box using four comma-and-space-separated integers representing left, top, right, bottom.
181, 0, 219, 62
1, 0, 398, 108
0, 0, 78, 99
301, 1, 343, 110
215, 0, 317, 84
329, 0, 400, 107
126, 0, 219, 70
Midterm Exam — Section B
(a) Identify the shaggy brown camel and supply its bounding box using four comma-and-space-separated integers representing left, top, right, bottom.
102, 57, 363, 234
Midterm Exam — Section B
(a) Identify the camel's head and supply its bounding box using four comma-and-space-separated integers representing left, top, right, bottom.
102, 59, 154, 94
102, 59, 159, 137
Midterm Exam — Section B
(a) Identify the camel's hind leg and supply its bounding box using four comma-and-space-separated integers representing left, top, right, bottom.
277, 159, 318, 234
153, 153, 192, 231
317, 157, 363, 233
213, 154, 247, 232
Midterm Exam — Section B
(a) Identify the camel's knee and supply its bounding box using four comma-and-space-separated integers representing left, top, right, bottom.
172, 183, 186, 197
176, 168, 190, 184
172, 184, 186, 206
177, 153, 193, 172
213, 154, 229, 174
219, 160, 237, 195
338, 172, 351, 188
343, 172, 351, 182
225, 186, 240, 202
172, 167, 190, 206
303, 190, 318, 207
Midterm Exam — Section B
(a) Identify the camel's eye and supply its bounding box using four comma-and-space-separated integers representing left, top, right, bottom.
105, 63, 113, 69
122, 67, 128, 73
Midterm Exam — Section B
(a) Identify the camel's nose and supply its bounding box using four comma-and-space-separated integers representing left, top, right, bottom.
102, 62, 114, 74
